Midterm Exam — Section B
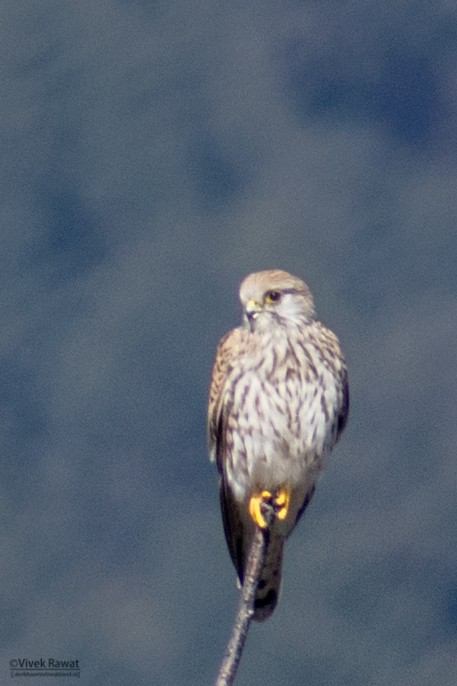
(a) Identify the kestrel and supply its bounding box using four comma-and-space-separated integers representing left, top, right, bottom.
208, 270, 349, 621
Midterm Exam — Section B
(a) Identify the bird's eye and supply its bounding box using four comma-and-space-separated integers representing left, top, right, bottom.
265, 290, 282, 304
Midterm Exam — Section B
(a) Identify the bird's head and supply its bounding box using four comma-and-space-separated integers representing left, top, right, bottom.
239, 269, 316, 332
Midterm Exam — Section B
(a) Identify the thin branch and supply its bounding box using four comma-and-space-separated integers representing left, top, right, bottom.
214, 503, 275, 686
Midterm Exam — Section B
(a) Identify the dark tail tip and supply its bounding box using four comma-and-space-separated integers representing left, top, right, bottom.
253, 588, 278, 622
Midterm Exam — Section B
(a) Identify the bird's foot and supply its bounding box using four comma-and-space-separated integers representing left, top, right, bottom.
249, 491, 273, 528
249, 487, 291, 528
274, 487, 290, 521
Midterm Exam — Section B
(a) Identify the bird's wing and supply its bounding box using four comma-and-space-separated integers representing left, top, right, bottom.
207, 327, 242, 471
336, 363, 349, 440
316, 323, 350, 443
219, 473, 247, 582
208, 326, 248, 581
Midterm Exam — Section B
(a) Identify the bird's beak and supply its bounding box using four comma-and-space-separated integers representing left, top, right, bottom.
245, 299, 261, 318
245, 299, 262, 330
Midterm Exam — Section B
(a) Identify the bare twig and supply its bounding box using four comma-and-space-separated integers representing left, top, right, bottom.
214, 503, 275, 686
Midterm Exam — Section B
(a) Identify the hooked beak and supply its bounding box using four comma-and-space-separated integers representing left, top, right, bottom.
245, 299, 262, 330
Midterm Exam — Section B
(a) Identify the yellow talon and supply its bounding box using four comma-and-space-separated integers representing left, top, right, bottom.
249, 491, 272, 529
248, 487, 291, 527
274, 487, 290, 521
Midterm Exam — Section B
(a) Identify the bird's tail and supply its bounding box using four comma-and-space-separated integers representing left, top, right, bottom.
253, 532, 284, 621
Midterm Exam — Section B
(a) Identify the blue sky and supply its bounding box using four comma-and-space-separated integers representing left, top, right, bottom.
2, 2, 457, 684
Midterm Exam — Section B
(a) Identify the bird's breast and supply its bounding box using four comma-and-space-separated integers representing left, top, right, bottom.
224, 331, 340, 492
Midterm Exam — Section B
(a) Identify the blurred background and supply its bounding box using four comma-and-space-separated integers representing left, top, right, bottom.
2, 1, 457, 684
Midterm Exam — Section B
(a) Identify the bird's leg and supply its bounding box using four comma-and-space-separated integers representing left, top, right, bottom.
249, 487, 291, 528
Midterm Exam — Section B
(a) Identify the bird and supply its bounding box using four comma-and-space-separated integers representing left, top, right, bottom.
208, 269, 349, 621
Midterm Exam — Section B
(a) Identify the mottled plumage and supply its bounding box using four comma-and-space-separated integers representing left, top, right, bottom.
208, 270, 348, 620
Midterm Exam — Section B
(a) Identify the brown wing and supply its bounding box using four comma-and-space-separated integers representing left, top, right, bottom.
208, 327, 243, 471
219, 474, 247, 582
208, 326, 248, 581
336, 364, 349, 440
315, 323, 349, 443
